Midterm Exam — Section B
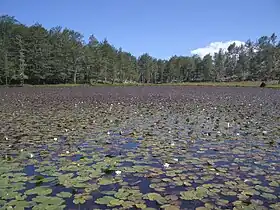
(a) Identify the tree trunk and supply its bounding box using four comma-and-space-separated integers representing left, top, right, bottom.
4, 52, 8, 85
73, 69, 77, 84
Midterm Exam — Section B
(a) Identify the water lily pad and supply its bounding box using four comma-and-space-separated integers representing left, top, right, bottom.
254, 185, 274, 193
260, 192, 277, 200
180, 188, 208, 201
25, 187, 52, 196
1, 191, 22, 200
98, 177, 116, 185
166, 195, 178, 201
108, 198, 124, 207
121, 201, 134, 208
195, 207, 208, 210
145, 193, 166, 204
7, 200, 32, 209
32, 203, 66, 210
101, 191, 117, 195
115, 190, 130, 199
216, 199, 229, 206
269, 181, 279, 187
270, 202, 280, 209
95, 196, 115, 205
135, 203, 147, 209
32, 196, 65, 205
73, 193, 92, 204
56, 192, 72, 198
161, 204, 180, 210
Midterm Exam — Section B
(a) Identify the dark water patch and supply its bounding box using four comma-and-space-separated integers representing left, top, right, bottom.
123, 142, 139, 149
24, 165, 35, 176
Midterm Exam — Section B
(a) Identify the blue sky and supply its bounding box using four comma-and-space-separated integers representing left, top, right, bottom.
1, 0, 279, 59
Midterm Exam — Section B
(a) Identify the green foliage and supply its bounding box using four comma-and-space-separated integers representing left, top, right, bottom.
0, 14, 280, 85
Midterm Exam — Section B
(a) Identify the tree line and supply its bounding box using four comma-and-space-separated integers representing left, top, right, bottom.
0, 15, 279, 85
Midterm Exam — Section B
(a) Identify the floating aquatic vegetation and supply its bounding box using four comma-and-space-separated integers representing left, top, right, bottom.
0, 86, 279, 209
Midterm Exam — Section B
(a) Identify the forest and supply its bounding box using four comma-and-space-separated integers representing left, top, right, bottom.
0, 15, 280, 85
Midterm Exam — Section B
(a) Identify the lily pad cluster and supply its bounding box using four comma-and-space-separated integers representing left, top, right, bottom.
0, 86, 280, 209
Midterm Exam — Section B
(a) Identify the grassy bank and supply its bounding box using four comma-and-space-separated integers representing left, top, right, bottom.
156, 81, 280, 88
88, 81, 280, 88
2, 81, 280, 88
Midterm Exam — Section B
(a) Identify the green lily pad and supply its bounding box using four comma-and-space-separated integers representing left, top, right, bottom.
32, 196, 65, 205
161, 204, 180, 210
166, 195, 178, 201
115, 190, 130, 199
32, 203, 66, 210
270, 202, 280, 209
269, 181, 279, 187
254, 185, 274, 193
95, 196, 115, 205
216, 199, 229, 206
121, 201, 134, 208
7, 200, 32, 209
56, 192, 72, 198
1, 191, 22, 200
73, 193, 92, 204
145, 193, 166, 204
98, 177, 116, 185
108, 198, 124, 207
101, 191, 117, 195
260, 193, 277, 200
25, 187, 52, 196
180, 187, 208, 201
135, 203, 147, 209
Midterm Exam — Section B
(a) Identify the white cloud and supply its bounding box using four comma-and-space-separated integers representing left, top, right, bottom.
191, 40, 245, 58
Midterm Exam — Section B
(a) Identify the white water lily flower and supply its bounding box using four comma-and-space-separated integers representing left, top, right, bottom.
168, 131, 171, 134
173, 158, 179, 162
171, 142, 175, 146
54, 137, 58, 141
262, 131, 268, 135
236, 133, 240, 136
109, 104, 113, 111
20, 149, 24, 152
66, 151, 70, 154
65, 129, 69, 132
115, 170, 122, 175
107, 131, 111, 135
29, 153, 34, 158
164, 163, 170, 168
